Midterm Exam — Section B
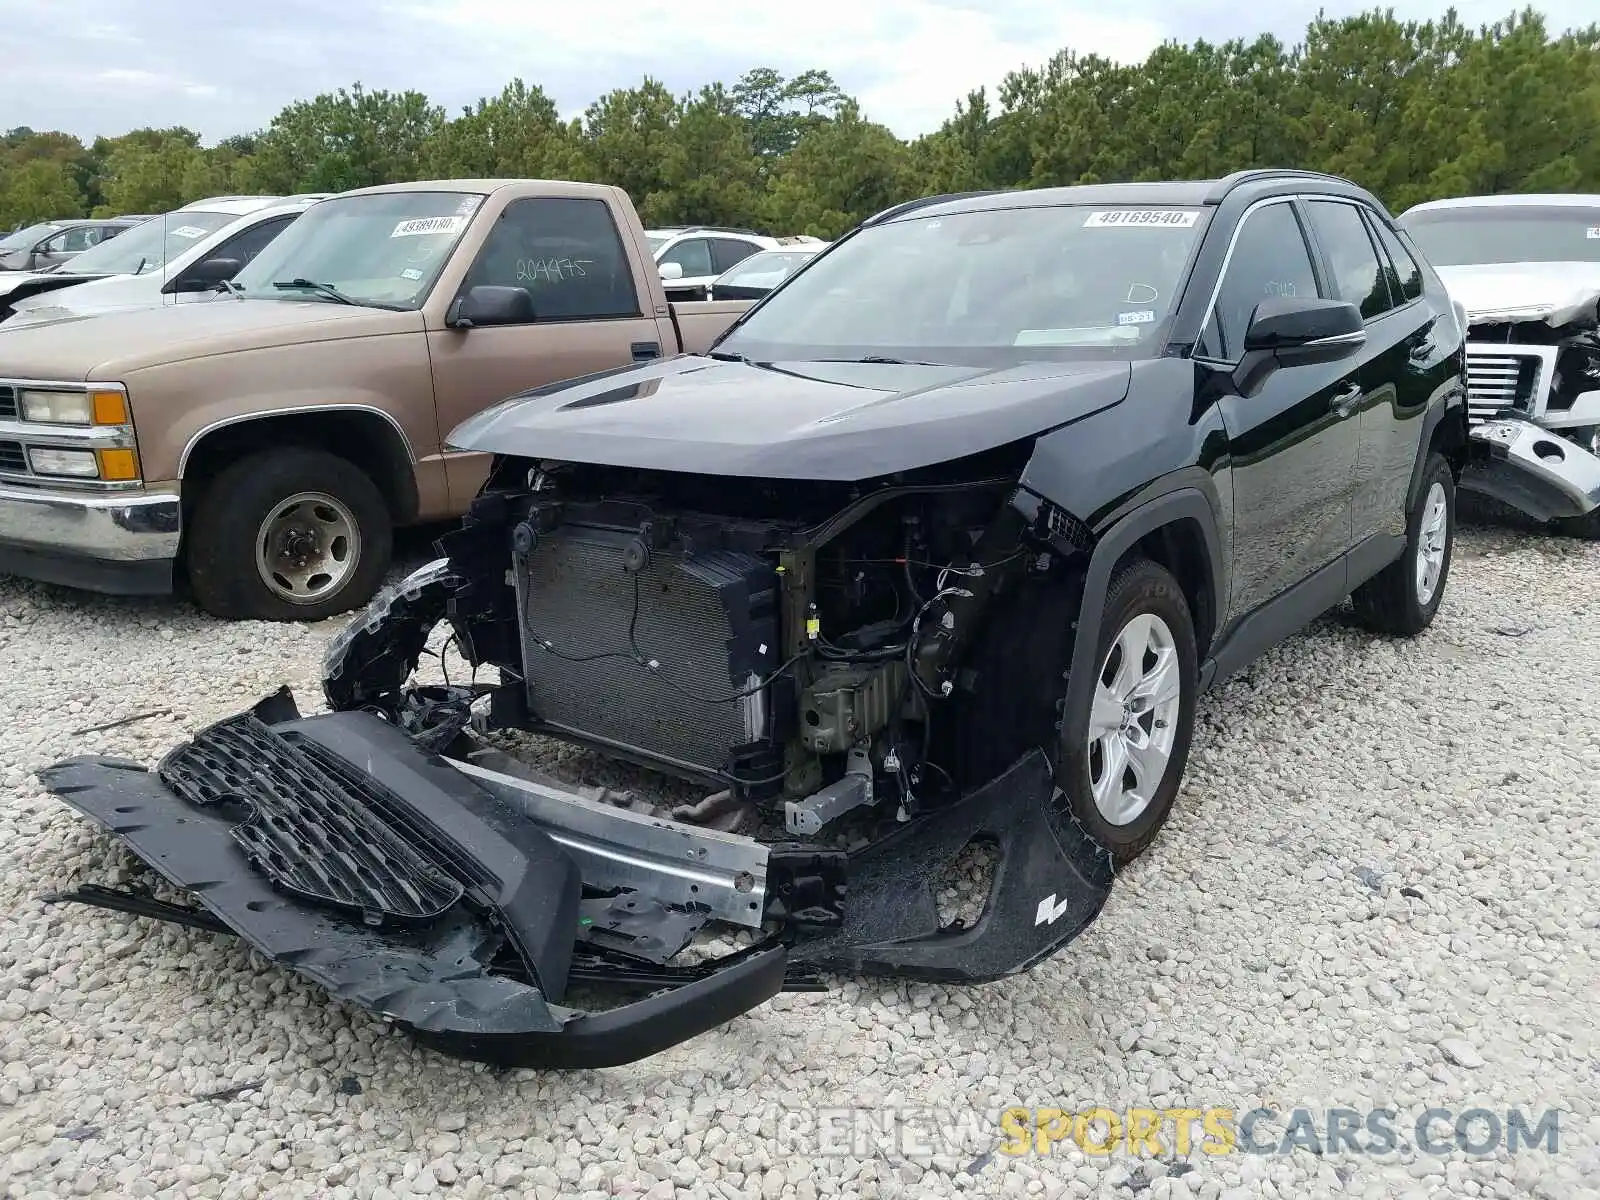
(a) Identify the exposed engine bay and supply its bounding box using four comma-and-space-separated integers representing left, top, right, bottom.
40, 447, 1114, 1068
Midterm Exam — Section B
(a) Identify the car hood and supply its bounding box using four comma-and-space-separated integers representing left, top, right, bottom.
0, 269, 112, 302
0, 299, 420, 381
447, 354, 1132, 480
1435, 262, 1600, 328
6, 272, 168, 325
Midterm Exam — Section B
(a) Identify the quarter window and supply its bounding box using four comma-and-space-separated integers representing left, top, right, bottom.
1208, 202, 1322, 360
459, 197, 641, 323
1307, 200, 1393, 320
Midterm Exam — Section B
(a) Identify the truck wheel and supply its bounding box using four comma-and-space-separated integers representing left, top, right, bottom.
1351, 452, 1454, 636
1058, 559, 1199, 866
186, 447, 393, 622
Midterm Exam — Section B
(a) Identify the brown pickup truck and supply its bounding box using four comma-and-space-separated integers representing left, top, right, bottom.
0, 180, 751, 619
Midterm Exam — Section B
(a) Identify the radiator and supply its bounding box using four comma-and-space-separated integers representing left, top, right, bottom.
513, 524, 781, 780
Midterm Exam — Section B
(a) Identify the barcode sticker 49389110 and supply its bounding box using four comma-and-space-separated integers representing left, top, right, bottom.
1083, 209, 1200, 229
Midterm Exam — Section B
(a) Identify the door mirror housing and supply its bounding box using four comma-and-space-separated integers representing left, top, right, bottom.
658, 261, 684, 281
1242, 296, 1365, 368
446, 284, 534, 329
168, 257, 243, 293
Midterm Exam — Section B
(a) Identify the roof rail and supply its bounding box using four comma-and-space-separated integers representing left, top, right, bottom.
863, 190, 1007, 226
681, 225, 765, 236
1204, 168, 1357, 202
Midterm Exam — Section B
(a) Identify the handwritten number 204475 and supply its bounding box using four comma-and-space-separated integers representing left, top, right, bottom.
518, 258, 593, 283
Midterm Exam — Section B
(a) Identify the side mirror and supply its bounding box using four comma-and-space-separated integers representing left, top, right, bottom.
446, 284, 533, 329
1242, 296, 1365, 368
658, 262, 684, 281
169, 257, 242, 293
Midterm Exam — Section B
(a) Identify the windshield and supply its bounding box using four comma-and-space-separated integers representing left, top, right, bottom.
1400, 206, 1600, 267
718, 249, 819, 288
717, 204, 1208, 364
231, 191, 484, 308
63, 210, 235, 275
0, 222, 59, 251
647, 234, 671, 254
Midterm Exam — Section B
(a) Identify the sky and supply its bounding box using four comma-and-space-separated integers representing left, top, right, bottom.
1, 0, 1592, 145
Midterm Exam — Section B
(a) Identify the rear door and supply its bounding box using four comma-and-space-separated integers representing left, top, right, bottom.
1202, 197, 1362, 623
425, 194, 663, 508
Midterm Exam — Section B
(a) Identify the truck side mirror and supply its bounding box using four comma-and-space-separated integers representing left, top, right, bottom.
447, 284, 534, 329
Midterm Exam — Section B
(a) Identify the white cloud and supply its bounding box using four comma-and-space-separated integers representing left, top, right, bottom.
0, 0, 1596, 144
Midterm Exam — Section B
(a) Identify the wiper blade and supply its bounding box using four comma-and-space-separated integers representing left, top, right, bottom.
217, 279, 244, 297
813, 356, 945, 366
707, 350, 750, 362
273, 278, 356, 305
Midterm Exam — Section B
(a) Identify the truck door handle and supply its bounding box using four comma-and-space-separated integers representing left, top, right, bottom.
631, 341, 661, 361
1330, 382, 1363, 418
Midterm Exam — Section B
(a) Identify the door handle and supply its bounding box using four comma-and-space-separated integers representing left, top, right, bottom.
1330, 382, 1363, 418
631, 341, 661, 361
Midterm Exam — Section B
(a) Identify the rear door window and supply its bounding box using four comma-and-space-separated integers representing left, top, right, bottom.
1369, 216, 1424, 303
711, 238, 760, 273
1306, 200, 1395, 320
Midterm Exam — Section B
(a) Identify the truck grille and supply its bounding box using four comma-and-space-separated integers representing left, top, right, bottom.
0, 441, 26, 473
514, 526, 780, 780
0, 385, 16, 421
1465, 351, 1542, 425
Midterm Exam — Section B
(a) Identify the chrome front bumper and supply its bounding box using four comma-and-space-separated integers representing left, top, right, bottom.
0, 484, 181, 593
1463, 418, 1600, 521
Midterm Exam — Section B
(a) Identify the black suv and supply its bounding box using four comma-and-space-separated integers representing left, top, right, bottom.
45, 170, 1469, 1068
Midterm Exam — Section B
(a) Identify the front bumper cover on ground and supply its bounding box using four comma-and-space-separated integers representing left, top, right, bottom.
39, 692, 1113, 1068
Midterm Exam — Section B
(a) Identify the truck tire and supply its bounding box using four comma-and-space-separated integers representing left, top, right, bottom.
186, 447, 393, 622
1057, 559, 1199, 865
1351, 452, 1454, 636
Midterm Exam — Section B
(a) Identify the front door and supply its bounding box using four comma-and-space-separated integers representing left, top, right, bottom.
425, 195, 666, 509
1203, 198, 1362, 625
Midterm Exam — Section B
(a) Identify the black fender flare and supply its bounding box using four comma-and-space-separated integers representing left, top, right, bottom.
1061, 487, 1225, 740
1405, 382, 1469, 513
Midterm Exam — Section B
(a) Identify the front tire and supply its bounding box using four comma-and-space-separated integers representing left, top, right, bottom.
1351, 452, 1453, 636
185, 447, 393, 622
1058, 559, 1199, 866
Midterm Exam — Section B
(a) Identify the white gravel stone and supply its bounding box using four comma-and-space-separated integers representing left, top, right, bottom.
1, 519, 1598, 1198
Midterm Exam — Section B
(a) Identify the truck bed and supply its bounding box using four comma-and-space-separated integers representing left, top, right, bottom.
669, 299, 752, 355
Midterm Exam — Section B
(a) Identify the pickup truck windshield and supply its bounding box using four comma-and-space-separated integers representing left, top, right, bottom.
0, 222, 59, 251
1401, 206, 1600, 267
231, 191, 485, 309
716, 204, 1208, 365
63, 211, 235, 275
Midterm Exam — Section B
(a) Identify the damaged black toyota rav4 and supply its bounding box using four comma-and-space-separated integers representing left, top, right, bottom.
43, 170, 1468, 1068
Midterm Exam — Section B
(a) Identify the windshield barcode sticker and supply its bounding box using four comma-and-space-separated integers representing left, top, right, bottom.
391, 216, 468, 238
170, 226, 208, 239
1084, 209, 1199, 229
1588, 226, 1600, 239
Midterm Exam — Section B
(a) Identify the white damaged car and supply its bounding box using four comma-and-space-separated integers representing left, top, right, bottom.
1399, 193, 1600, 534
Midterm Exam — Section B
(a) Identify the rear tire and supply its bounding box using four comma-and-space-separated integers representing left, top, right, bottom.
185, 447, 392, 622
1351, 452, 1453, 636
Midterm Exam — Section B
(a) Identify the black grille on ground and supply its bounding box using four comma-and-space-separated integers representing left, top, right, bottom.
0, 440, 26, 473
0, 385, 16, 421
515, 525, 780, 779
158, 713, 464, 925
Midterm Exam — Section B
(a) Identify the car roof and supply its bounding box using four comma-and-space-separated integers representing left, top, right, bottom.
873, 169, 1378, 224
1401, 193, 1600, 215
174, 195, 294, 215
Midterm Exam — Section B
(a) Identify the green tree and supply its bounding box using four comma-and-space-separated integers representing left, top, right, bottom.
422, 79, 588, 180
0, 158, 86, 226
250, 82, 445, 193
763, 100, 913, 236
580, 78, 679, 217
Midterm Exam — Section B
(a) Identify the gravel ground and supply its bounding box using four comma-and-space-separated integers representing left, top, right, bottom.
1, 518, 1598, 1200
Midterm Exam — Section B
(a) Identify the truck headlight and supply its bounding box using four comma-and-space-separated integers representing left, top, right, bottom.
27, 448, 101, 478
18, 387, 130, 426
